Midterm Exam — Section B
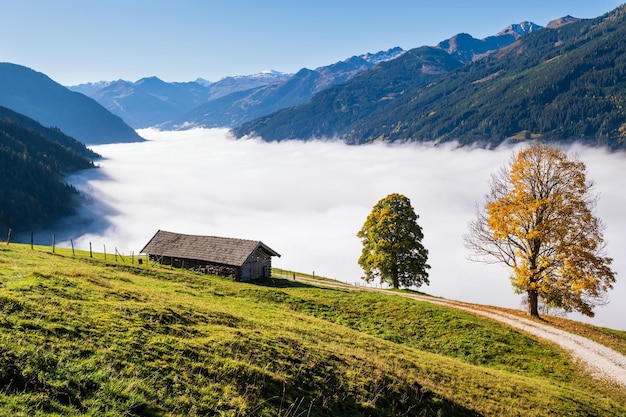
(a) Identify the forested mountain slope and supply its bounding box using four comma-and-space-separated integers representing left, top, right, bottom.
234, 6, 626, 148
234, 47, 465, 140
179, 26, 539, 131
0, 106, 98, 230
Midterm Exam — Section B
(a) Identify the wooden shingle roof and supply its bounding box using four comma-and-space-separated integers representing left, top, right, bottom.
140, 230, 280, 267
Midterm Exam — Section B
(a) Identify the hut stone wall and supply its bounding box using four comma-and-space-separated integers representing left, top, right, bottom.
148, 255, 241, 279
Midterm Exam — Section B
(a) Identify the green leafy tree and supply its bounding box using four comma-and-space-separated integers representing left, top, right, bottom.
464, 144, 616, 317
357, 193, 430, 289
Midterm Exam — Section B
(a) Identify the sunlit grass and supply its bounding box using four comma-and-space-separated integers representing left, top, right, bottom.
0, 243, 624, 416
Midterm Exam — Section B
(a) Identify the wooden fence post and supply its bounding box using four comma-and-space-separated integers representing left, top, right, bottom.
114, 247, 125, 263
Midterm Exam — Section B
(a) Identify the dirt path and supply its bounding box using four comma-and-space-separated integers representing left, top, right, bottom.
293, 276, 626, 388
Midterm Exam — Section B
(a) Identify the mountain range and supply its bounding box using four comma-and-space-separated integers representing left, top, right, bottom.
69, 48, 405, 129
69, 71, 292, 129
71, 23, 544, 132
162, 47, 407, 130
0, 64, 142, 145
3, 6, 625, 151
0, 16, 547, 148
234, 7, 626, 148
69, 15, 610, 142
2, 5, 625, 231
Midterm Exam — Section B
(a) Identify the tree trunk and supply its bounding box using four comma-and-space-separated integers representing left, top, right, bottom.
390, 256, 399, 288
527, 289, 540, 317
391, 274, 399, 289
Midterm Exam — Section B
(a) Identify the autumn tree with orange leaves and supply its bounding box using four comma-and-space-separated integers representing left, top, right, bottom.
464, 144, 616, 317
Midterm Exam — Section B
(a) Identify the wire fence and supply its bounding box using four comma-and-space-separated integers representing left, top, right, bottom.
3, 228, 382, 287
3, 228, 147, 265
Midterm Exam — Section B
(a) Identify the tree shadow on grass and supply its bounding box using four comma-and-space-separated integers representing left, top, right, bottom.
250, 277, 324, 289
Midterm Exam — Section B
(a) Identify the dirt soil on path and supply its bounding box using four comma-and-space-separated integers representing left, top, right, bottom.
293, 275, 626, 389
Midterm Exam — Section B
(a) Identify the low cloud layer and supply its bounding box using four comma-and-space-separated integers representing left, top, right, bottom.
61, 128, 626, 330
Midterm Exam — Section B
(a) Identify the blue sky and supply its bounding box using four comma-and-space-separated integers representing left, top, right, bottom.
1, 1, 623, 85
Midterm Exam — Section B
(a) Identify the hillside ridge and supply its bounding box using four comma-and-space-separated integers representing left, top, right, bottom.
0, 243, 624, 416
290, 273, 626, 388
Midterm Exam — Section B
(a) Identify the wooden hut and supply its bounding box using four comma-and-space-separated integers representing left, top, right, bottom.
140, 230, 280, 281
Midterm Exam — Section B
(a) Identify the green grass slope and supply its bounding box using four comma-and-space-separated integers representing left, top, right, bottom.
0, 244, 624, 416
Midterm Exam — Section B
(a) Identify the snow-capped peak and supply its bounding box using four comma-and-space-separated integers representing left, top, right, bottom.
359, 47, 405, 64
498, 21, 543, 38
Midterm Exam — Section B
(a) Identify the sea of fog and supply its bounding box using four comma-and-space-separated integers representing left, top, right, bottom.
57, 128, 625, 330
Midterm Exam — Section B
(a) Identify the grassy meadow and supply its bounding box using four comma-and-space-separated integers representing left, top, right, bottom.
0, 243, 625, 416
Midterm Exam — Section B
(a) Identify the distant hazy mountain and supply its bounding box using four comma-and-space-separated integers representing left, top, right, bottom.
69, 80, 116, 96
234, 7, 626, 149
0, 106, 99, 230
162, 47, 405, 129
0, 63, 142, 145
87, 77, 210, 128
201, 70, 293, 100
73, 49, 403, 130
69, 71, 292, 129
